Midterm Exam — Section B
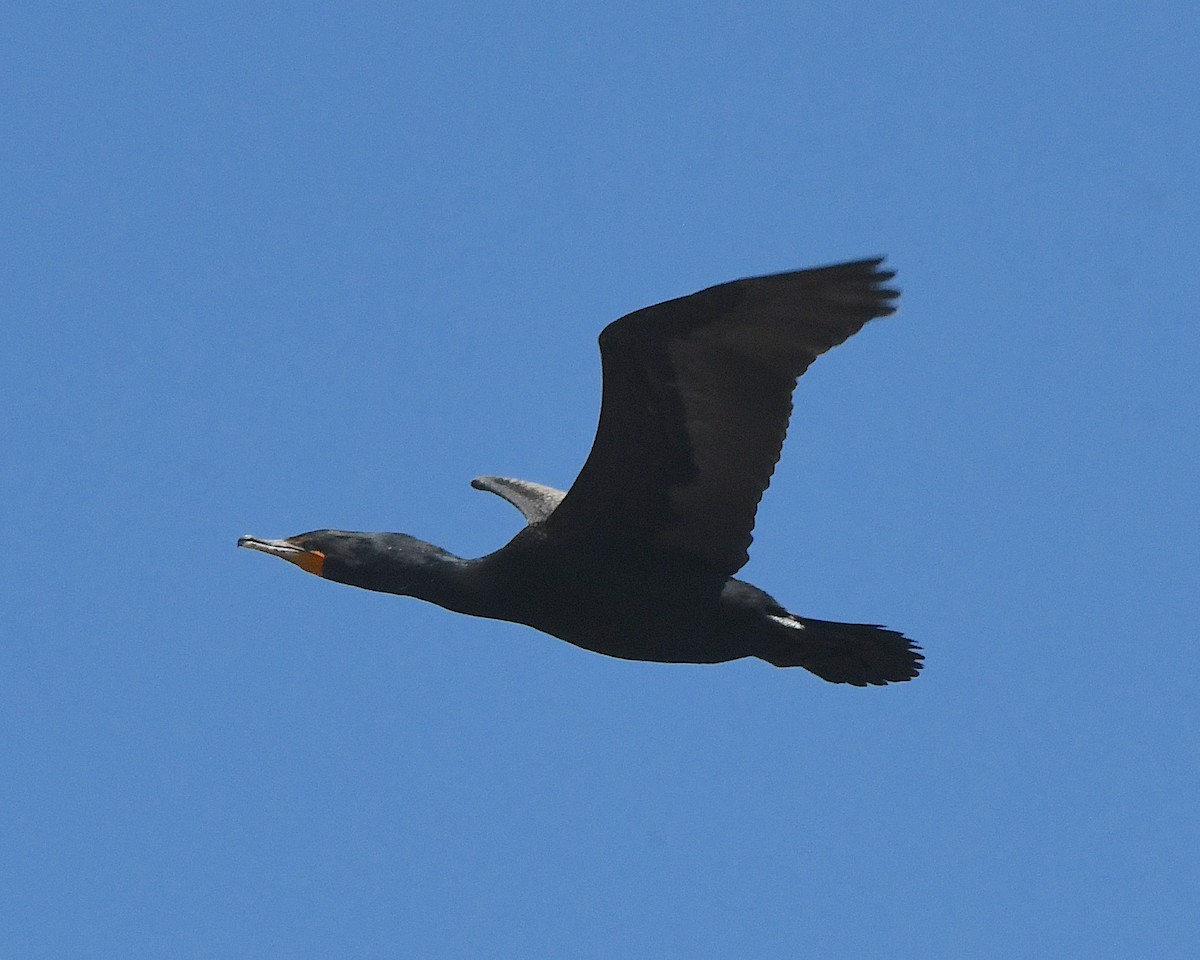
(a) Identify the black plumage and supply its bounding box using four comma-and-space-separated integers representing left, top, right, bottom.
240, 258, 922, 685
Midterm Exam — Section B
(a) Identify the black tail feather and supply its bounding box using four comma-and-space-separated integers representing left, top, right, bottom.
758, 615, 923, 685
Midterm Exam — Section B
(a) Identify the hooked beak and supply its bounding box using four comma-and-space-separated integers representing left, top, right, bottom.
238, 535, 326, 576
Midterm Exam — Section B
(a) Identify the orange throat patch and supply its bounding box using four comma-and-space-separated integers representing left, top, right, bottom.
292, 549, 325, 577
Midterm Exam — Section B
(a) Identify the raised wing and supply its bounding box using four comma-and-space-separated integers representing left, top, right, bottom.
543, 258, 898, 576
471, 475, 566, 524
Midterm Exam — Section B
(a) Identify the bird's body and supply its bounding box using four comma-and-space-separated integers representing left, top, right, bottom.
241, 258, 923, 685
440, 525, 744, 664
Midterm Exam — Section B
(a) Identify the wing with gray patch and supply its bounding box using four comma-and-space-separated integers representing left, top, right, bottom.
471, 476, 567, 524
543, 258, 899, 576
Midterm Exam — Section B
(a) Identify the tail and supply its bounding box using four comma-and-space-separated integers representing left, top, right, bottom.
758, 613, 923, 685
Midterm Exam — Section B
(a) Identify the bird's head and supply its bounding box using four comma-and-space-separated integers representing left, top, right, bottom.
237, 529, 458, 596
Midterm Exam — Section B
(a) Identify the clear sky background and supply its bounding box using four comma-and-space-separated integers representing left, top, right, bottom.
3, 2, 1197, 957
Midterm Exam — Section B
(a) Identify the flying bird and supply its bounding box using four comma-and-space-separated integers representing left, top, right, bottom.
240, 258, 922, 685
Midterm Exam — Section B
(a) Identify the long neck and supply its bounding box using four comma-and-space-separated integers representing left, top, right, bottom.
345, 536, 500, 619
406, 551, 496, 618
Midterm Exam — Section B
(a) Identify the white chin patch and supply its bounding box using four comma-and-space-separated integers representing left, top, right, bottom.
767, 614, 805, 631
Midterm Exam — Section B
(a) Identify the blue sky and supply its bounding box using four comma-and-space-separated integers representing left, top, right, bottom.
3, 2, 1197, 956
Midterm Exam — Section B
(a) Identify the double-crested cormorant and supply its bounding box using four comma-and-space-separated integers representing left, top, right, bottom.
240, 258, 922, 685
